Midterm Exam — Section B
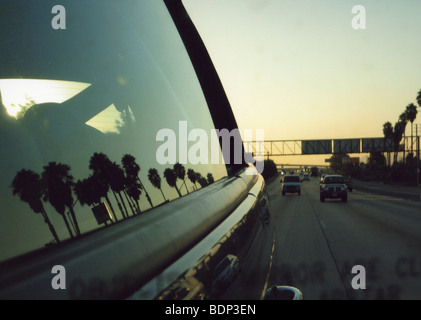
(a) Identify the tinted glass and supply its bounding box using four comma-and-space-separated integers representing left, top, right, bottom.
284, 176, 300, 182
324, 177, 344, 184
0, 0, 227, 262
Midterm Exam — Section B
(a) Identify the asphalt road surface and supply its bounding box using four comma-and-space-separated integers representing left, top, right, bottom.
265, 175, 421, 300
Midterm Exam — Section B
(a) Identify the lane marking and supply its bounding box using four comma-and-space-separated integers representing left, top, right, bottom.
260, 231, 276, 300
309, 201, 353, 299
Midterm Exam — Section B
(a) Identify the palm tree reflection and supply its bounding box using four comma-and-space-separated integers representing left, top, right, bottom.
11, 169, 60, 243
187, 168, 198, 190
122, 154, 153, 209
89, 153, 120, 221
74, 174, 114, 225
11, 150, 217, 248
42, 162, 80, 238
174, 163, 189, 195
148, 168, 167, 202
164, 167, 182, 198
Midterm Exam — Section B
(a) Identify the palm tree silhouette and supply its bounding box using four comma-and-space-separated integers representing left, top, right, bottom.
405, 103, 418, 155
148, 168, 167, 202
121, 154, 154, 208
197, 175, 209, 188
42, 162, 80, 238
108, 162, 130, 219
399, 112, 408, 162
383, 121, 393, 166
125, 176, 142, 214
187, 169, 198, 190
383, 122, 393, 138
207, 173, 215, 184
74, 174, 115, 224
74, 178, 94, 207
173, 163, 189, 194
164, 168, 182, 198
417, 89, 421, 108
194, 172, 206, 188
89, 153, 118, 221
393, 120, 406, 163
11, 169, 60, 243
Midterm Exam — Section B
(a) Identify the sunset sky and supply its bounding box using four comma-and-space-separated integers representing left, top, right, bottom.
184, 0, 421, 164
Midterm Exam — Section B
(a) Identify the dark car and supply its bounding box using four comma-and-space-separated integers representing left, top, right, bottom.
0, 0, 302, 300
320, 175, 348, 202
281, 175, 301, 195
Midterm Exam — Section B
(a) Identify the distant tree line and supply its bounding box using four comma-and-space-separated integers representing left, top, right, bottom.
260, 159, 278, 180
330, 88, 421, 185
11, 153, 215, 244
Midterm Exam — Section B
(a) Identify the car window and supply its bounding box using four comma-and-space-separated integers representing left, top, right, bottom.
0, 0, 227, 262
324, 177, 344, 184
284, 176, 300, 182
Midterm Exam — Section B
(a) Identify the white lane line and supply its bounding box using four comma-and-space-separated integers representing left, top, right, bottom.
260, 231, 276, 300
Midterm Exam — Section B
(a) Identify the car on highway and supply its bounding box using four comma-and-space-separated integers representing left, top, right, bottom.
281, 175, 301, 195
303, 173, 310, 181
0, 0, 303, 301
320, 175, 348, 202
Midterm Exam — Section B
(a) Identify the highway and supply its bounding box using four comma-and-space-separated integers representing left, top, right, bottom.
264, 174, 421, 300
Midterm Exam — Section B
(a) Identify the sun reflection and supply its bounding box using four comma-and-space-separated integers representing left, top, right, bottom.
85, 104, 124, 134
0, 79, 91, 118
85, 104, 136, 134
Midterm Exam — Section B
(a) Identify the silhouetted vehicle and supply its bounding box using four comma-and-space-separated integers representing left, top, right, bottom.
311, 167, 319, 177
0, 0, 300, 300
281, 175, 301, 195
320, 175, 348, 202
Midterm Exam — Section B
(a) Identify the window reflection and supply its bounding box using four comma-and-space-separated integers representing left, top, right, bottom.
0, 0, 227, 262
0, 79, 91, 118
9, 153, 220, 242
85, 103, 136, 134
